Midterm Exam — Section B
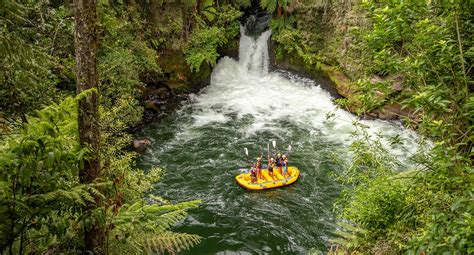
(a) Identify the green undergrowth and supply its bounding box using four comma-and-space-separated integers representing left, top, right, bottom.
0, 91, 202, 253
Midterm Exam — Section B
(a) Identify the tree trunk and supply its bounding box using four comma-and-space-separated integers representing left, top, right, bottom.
73, 0, 103, 253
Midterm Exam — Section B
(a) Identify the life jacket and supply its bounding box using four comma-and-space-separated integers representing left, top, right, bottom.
276, 157, 282, 166
267, 162, 273, 170
250, 168, 256, 176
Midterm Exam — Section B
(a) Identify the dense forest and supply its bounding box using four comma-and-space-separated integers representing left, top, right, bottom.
0, 0, 472, 254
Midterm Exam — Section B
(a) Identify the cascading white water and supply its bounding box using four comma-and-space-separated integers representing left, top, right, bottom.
238, 26, 271, 74
187, 28, 420, 160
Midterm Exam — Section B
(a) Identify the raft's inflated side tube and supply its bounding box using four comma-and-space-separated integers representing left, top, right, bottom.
235, 166, 300, 190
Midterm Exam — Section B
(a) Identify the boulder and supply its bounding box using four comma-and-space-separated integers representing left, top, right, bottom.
133, 138, 151, 150
392, 80, 403, 91
320, 64, 355, 98
370, 75, 384, 84
144, 100, 161, 112
150, 87, 171, 100
371, 103, 419, 121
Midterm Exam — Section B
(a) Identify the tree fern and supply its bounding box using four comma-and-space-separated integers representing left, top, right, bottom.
26, 184, 106, 207
108, 198, 202, 254
0, 91, 105, 253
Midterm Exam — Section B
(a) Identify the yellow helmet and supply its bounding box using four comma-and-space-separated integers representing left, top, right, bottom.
282, 155, 287, 159
270, 158, 274, 161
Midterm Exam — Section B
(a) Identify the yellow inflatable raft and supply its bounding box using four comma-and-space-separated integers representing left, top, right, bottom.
235, 166, 300, 190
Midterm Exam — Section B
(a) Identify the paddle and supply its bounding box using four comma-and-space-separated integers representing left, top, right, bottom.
272, 140, 276, 158
267, 143, 271, 169
244, 147, 253, 172
267, 143, 270, 165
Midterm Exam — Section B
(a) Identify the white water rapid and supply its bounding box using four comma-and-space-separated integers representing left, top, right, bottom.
187, 28, 420, 159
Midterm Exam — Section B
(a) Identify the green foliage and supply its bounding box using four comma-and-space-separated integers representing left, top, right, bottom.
332, 124, 473, 253
94, 4, 203, 253
269, 14, 296, 34
97, 2, 157, 202
98, 1, 159, 107
1, 2, 203, 253
354, 1, 473, 150
0, 92, 101, 253
185, 4, 242, 72
279, 1, 473, 253
108, 197, 202, 254
0, 1, 77, 131
272, 27, 324, 67
260, 0, 290, 14
200, 0, 217, 22
0, 4, 57, 120
0, 90, 203, 253
330, 221, 368, 252
332, 128, 416, 253
186, 26, 228, 72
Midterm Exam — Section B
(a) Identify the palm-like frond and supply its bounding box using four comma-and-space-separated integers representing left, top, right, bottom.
109, 198, 202, 253
26, 184, 106, 207
143, 232, 202, 254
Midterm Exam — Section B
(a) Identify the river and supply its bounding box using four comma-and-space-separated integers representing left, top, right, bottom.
136, 28, 419, 254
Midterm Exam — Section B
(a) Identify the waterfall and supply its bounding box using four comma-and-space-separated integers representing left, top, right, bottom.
238, 26, 272, 75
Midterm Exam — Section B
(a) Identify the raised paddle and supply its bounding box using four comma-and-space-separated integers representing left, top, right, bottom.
272, 140, 276, 158
244, 147, 253, 170
267, 143, 270, 164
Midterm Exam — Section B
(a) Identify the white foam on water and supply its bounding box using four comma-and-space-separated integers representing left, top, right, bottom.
183, 28, 421, 161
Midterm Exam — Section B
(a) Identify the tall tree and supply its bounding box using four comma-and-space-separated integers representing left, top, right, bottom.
73, 0, 103, 252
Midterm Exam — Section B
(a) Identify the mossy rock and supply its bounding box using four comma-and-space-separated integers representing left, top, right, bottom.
320, 64, 357, 98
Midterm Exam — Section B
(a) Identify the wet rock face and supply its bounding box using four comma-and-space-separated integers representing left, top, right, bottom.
241, 0, 270, 36
146, 86, 171, 101
242, 13, 270, 36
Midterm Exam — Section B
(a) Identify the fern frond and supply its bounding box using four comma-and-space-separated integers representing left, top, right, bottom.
25, 184, 105, 207
146, 200, 201, 214
154, 209, 189, 234
143, 232, 202, 254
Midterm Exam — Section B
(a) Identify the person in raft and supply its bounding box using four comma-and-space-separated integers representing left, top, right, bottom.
250, 165, 257, 183
275, 153, 283, 174
267, 157, 275, 178
282, 155, 289, 176
256, 157, 263, 179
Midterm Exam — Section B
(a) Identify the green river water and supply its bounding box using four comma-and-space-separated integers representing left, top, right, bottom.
136, 29, 419, 254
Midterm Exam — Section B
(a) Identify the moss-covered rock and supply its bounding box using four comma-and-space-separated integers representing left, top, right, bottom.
319, 64, 356, 98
